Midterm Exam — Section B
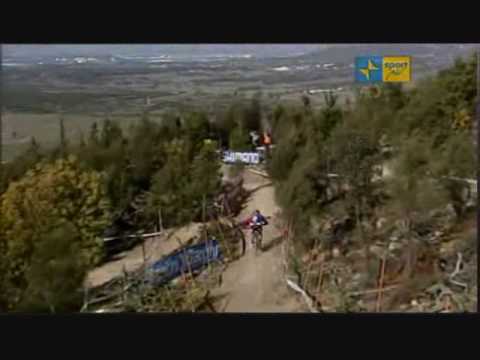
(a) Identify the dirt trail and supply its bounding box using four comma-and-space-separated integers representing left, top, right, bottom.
212, 169, 305, 312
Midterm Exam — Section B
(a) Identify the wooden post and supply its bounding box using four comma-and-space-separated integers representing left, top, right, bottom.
224, 194, 231, 217
477, 50, 479, 92
158, 208, 163, 232
302, 232, 321, 291
122, 265, 127, 305
140, 238, 147, 302
475, 50, 479, 153
0, 80, 2, 176
58, 106, 66, 158
142, 240, 147, 265
376, 256, 387, 312
375, 230, 398, 312
82, 286, 89, 313
163, 282, 175, 312
315, 261, 325, 299
202, 194, 206, 224
202, 194, 208, 242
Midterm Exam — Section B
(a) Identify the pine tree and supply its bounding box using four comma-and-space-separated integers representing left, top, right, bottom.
301, 94, 311, 110
147, 139, 191, 227
59, 112, 67, 157
243, 94, 262, 132
17, 222, 87, 313
229, 124, 251, 151
101, 118, 123, 148
385, 134, 447, 280
27, 137, 40, 157
79, 132, 86, 148
89, 122, 99, 146
188, 141, 221, 202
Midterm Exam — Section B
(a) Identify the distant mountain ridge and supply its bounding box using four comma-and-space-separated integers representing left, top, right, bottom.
4, 44, 477, 65
2, 44, 324, 61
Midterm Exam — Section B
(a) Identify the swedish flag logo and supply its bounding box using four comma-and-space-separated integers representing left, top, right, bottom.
360, 59, 379, 80
356, 56, 383, 83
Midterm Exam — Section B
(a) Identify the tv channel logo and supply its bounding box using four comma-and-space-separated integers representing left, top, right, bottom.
356, 56, 411, 83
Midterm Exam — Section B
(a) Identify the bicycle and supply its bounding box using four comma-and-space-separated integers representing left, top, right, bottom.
250, 225, 263, 254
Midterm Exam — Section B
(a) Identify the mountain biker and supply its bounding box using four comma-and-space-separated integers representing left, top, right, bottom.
247, 210, 268, 249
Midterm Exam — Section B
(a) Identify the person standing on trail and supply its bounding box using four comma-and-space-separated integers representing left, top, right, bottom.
262, 132, 271, 146
263, 132, 272, 158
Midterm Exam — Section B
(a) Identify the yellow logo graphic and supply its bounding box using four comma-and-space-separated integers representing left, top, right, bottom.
359, 59, 380, 81
382, 56, 411, 82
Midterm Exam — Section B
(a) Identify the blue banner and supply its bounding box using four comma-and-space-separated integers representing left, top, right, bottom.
147, 239, 222, 285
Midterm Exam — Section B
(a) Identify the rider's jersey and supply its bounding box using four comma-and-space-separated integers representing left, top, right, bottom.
251, 214, 268, 227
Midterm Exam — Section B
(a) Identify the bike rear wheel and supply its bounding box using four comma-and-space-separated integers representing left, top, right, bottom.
252, 230, 262, 254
